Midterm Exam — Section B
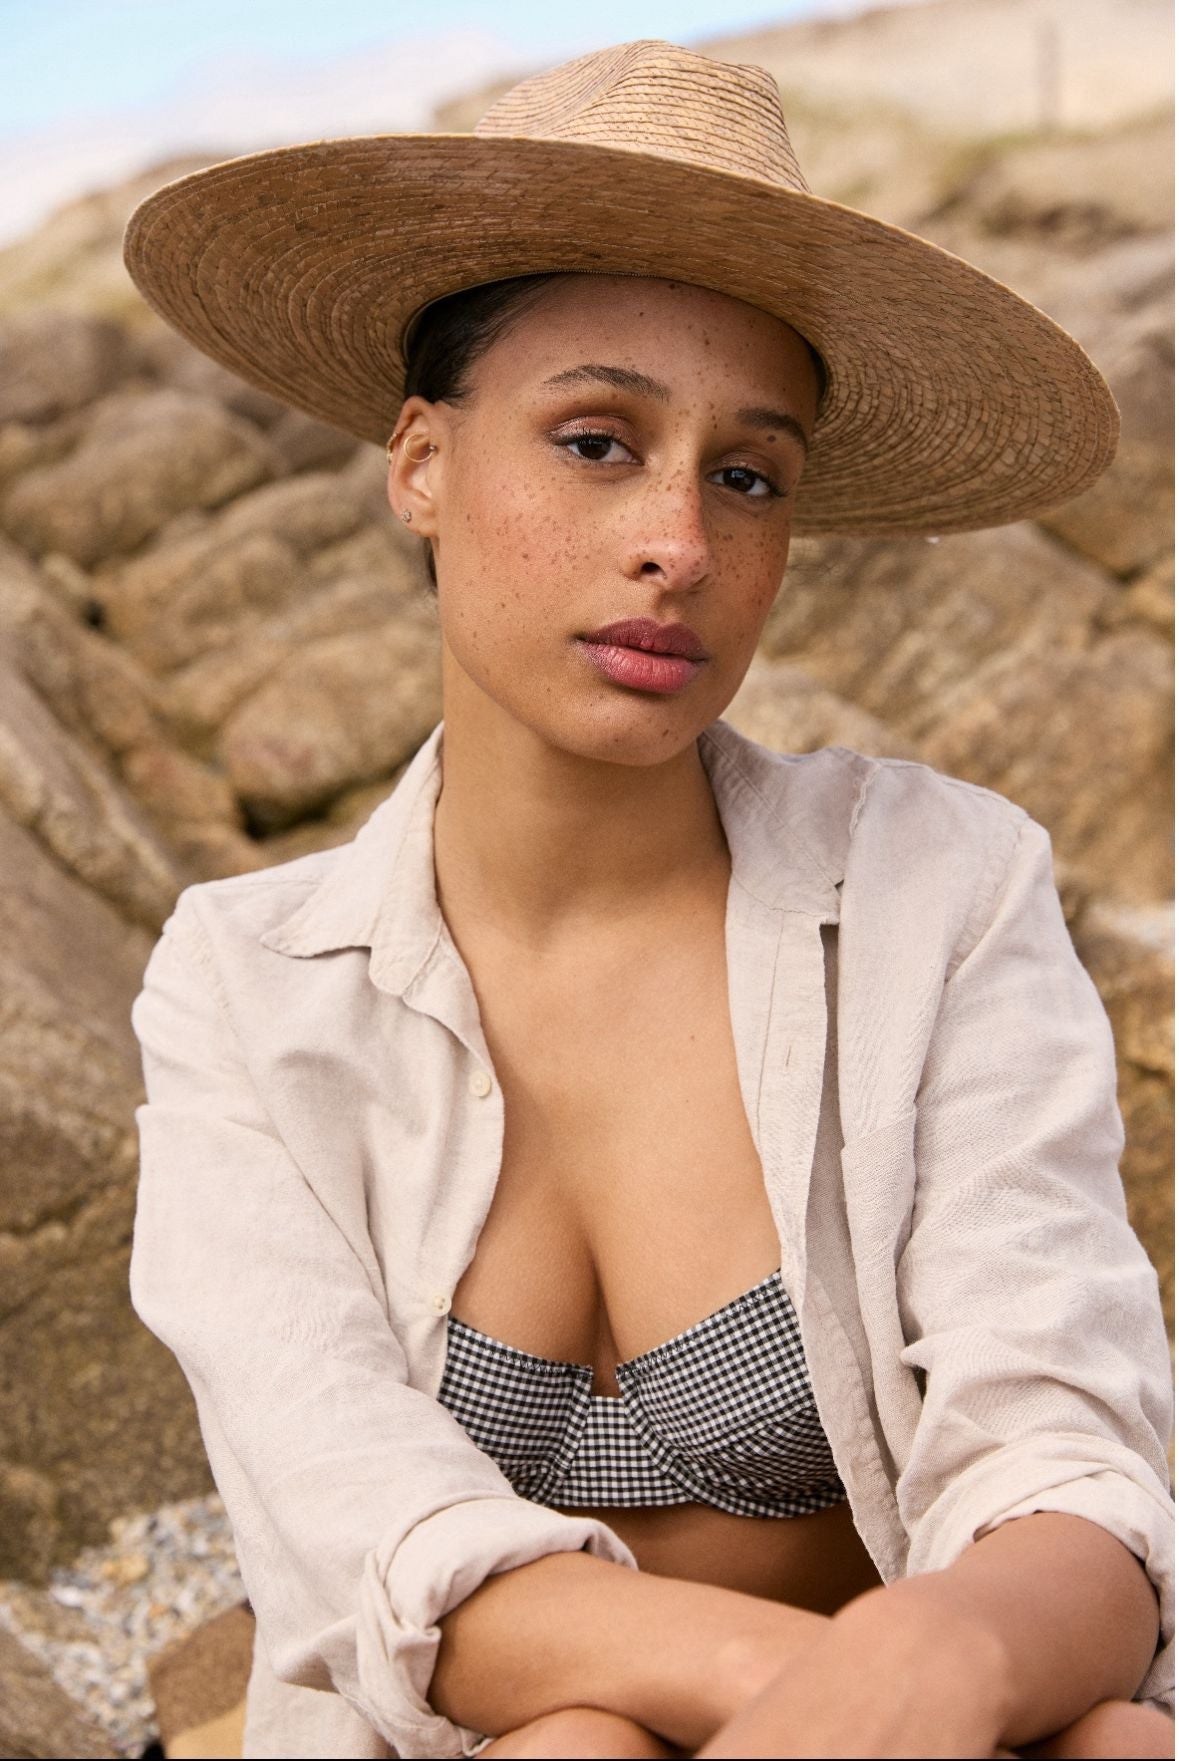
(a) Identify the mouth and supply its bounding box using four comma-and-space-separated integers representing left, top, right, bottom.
575, 617, 709, 696
582, 617, 708, 660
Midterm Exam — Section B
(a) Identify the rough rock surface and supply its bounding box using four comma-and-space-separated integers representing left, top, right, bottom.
0, 12, 1170, 1744
0, 1624, 118, 1759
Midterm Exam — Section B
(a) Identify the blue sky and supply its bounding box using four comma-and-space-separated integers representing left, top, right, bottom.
3, 0, 827, 135
1, 0, 872, 242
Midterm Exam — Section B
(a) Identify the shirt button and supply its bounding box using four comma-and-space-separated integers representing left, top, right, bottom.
431, 1292, 451, 1315
469, 1069, 492, 1098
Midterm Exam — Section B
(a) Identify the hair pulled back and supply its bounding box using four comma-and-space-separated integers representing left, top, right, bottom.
401, 275, 564, 589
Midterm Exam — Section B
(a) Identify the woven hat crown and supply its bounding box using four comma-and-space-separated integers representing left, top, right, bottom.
474, 40, 811, 192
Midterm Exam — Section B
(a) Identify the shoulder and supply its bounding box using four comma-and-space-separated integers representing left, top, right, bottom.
711, 721, 1033, 883
841, 749, 1030, 847
160, 844, 347, 961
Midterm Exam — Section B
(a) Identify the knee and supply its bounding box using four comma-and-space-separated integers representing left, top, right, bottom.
481, 1705, 674, 1758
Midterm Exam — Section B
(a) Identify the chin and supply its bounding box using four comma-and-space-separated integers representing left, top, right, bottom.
534, 690, 723, 768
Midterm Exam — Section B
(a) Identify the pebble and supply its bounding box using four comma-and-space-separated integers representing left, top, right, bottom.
0, 1492, 245, 1758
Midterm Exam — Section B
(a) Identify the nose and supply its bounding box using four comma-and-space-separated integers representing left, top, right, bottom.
619, 464, 713, 592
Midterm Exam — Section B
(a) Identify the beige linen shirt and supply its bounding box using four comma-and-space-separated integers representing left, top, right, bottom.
129, 718, 1174, 1760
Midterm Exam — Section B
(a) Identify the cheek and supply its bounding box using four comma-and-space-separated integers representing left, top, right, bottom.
448, 460, 600, 600
716, 523, 791, 647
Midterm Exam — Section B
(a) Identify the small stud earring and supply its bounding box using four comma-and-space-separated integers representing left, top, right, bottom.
401, 510, 412, 523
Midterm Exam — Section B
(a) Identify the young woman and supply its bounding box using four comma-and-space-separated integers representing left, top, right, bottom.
124, 41, 1173, 1761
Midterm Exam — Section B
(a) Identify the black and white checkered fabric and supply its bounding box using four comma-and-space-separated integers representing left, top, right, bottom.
437, 1270, 846, 1518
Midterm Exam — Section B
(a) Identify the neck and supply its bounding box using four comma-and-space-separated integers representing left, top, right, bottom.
432, 655, 731, 948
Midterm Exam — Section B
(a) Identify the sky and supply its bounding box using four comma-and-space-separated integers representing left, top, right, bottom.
0, 0, 883, 244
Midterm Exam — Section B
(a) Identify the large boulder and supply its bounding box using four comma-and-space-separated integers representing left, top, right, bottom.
0, 653, 182, 932
217, 608, 441, 830
1, 388, 278, 567
0, 813, 207, 1579
0, 1625, 118, 1759
0, 310, 143, 427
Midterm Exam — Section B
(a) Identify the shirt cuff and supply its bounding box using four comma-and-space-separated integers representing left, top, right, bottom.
354, 1495, 639, 1758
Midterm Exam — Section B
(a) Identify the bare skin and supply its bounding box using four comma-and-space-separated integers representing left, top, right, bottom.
385, 275, 1169, 1759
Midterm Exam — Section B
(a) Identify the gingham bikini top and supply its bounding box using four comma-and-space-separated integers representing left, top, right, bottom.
437, 1269, 846, 1519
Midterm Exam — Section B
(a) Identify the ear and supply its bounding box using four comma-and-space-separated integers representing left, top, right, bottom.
386, 395, 445, 537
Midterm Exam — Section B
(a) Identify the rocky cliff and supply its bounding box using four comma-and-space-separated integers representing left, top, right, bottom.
0, 0, 1171, 1596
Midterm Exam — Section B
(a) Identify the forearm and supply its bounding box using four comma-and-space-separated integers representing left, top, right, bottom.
430, 1548, 828, 1748
855, 1511, 1162, 1748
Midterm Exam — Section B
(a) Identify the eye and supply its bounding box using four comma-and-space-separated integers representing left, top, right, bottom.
557, 429, 635, 465
709, 464, 784, 499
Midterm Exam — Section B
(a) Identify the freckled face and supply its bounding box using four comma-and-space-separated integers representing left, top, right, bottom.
412, 276, 820, 765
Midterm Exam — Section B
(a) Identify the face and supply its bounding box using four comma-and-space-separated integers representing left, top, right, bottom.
390, 275, 821, 766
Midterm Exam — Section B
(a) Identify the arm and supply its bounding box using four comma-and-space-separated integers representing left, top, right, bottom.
129, 899, 636, 1761
430, 1549, 830, 1751
707, 813, 1173, 1757
699, 1511, 1166, 1758
893, 815, 1172, 1714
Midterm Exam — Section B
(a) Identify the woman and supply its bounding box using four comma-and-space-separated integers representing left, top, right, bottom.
124, 40, 1173, 1761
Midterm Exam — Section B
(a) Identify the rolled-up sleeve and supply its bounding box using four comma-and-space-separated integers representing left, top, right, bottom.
129, 902, 637, 1759
894, 816, 1174, 1707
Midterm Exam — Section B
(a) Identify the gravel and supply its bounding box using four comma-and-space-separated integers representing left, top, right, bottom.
0, 1492, 245, 1758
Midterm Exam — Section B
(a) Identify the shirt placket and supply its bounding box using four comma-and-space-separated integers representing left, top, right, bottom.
396, 930, 506, 1395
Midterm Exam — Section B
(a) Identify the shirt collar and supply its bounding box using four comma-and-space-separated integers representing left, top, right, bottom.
259, 718, 858, 994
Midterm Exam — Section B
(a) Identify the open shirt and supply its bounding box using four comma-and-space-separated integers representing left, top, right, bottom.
128, 718, 1175, 1758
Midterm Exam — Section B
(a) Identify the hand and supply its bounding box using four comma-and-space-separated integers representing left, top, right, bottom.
697, 1588, 1009, 1759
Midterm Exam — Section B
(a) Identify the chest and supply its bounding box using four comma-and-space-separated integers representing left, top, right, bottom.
448, 906, 782, 1382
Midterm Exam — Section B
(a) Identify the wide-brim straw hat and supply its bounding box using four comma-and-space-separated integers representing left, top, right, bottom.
123, 38, 1118, 536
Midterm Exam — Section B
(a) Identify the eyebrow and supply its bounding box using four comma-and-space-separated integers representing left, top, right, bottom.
540, 362, 810, 455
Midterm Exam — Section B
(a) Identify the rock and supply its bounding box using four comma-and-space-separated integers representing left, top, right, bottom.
0, 1464, 61, 1584
0, 543, 258, 876
166, 575, 426, 749
256, 766, 410, 866
267, 407, 360, 474
760, 524, 1113, 738
305, 519, 423, 588
136, 318, 292, 429
0, 654, 184, 931
148, 1602, 255, 1758
94, 468, 388, 672
0, 310, 140, 426
1072, 899, 1175, 1324
0, 539, 162, 758
1104, 554, 1174, 636
215, 468, 379, 553
100, 529, 305, 673
1036, 303, 1173, 578
1, 388, 277, 566
1076, 899, 1174, 1081
0, 812, 209, 1578
932, 110, 1174, 249
218, 610, 441, 829
0, 154, 216, 322
0, 1625, 117, 1759
920, 626, 1172, 904
725, 657, 918, 758
0, 1493, 245, 1756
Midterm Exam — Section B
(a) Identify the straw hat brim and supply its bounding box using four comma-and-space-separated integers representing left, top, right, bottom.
123, 133, 1118, 536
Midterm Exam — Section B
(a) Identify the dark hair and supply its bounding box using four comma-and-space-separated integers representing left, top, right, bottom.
402, 276, 566, 590
399, 273, 829, 591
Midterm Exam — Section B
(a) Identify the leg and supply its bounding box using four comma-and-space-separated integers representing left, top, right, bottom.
480, 1706, 678, 1758
1019, 1698, 1174, 1759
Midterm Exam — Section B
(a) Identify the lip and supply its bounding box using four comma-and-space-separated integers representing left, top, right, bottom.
575, 617, 709, 696
580, 618, 708, 660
